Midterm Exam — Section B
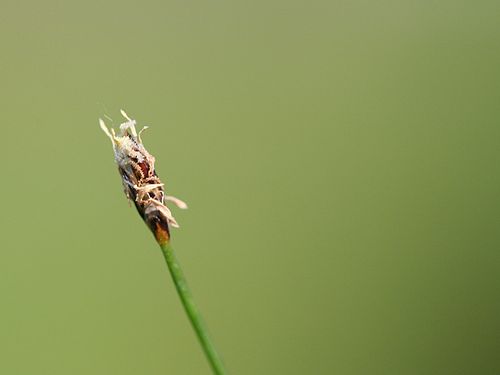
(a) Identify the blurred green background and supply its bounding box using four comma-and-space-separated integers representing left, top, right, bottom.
0, 0, 499, 374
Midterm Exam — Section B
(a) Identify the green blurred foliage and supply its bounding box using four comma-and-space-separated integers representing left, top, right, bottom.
0, 0, 499, 374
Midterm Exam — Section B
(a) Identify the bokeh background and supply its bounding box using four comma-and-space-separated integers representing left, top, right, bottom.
0, 0, 499, 374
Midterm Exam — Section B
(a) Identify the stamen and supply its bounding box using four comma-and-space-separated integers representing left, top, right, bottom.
119, 109, 138, 138
138, 126, 149, 144
99, 119, 113, 142
165, 196, 188, 209
120, 109, 133, 122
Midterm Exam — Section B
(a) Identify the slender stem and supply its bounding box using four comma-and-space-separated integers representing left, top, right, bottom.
159, 242, 227, 375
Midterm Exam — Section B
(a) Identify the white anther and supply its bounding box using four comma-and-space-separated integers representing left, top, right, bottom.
165, 196, 188, 209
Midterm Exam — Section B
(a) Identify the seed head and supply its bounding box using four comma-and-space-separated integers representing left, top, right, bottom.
100, 110, 187, 244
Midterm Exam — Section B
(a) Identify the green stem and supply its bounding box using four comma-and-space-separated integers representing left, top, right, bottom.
160, 242, 227, 375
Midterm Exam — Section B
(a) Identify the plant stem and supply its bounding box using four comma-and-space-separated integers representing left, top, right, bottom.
159, 242, 227, 375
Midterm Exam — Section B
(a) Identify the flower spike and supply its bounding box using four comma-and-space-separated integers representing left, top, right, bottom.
99, 111, 187, 244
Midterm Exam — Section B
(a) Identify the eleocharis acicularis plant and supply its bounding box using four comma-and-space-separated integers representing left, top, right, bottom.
100, 110, 227, 375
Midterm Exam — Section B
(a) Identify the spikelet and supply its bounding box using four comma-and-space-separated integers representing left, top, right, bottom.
100, 110, 187, 244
